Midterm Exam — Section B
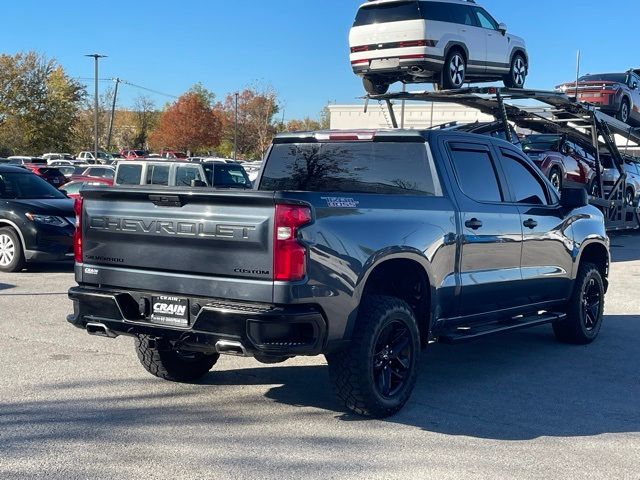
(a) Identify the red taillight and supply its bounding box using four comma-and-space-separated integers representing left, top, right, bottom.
273, 204, 312, 281
399, 40, 427, 48
73, 197, 83, 263
350, 45, 369, 53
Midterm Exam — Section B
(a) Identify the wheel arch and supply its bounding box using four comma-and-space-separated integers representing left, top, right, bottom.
351, 252, 435, 346
444, 42, 469, 63
577, 241, 609, 292
509, 48, 528, 67
0, 219, 27, 252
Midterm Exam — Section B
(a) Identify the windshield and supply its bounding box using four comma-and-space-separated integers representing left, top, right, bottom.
522, 135, 561, 152
354, 1, 420, 26
0, 172, 66, 199
579, 73, 627, 83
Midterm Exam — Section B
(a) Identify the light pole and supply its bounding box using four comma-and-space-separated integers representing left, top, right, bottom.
233, 92, 239, 160
85, 54, 106, 162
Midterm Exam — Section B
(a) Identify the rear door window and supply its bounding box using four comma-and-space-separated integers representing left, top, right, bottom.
260, 142, 440, 195
447, 4, 477, 26
499, 151, 551, 205
175, 165, 204, 186
447, 143, 503, 202
354, 1, 421, 26
146, 164, 170, 185
116, 164, 142, 185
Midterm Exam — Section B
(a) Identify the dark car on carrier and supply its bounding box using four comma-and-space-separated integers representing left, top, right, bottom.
68, 129, 609, 417
522, 134, 600, 194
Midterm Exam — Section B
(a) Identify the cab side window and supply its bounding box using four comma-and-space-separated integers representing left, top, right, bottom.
500, 151, 551, 205
448, 143, 503, 202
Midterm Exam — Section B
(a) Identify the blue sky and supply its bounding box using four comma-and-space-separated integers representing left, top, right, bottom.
3, 0, 636, 120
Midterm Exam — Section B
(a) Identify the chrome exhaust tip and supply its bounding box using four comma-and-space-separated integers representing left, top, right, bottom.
215, 340, 249, 357
86, 322, 118, 339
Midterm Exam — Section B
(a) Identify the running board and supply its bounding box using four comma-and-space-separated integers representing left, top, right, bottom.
438, 312, 566, 344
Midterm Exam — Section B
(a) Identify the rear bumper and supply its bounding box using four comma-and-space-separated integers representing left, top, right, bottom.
67, 286, 327, 357
352, 55, 444, 79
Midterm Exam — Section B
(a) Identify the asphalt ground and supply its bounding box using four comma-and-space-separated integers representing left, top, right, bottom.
0, 233, 638, 479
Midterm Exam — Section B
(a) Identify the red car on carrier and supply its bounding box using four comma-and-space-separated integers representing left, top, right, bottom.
556, 69, 640, 125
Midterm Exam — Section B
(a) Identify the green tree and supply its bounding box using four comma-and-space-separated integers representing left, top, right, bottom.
0, 52, 85, 155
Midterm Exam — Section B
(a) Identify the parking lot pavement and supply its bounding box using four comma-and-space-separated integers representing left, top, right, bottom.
0, 235, 638, 480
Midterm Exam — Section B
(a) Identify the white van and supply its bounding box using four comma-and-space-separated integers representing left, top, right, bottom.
114, 161, 208, 187
349, 0, 528, 93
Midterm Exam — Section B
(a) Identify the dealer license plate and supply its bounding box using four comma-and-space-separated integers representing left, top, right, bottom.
370, 58, 400, 70
150, 296, 189, 326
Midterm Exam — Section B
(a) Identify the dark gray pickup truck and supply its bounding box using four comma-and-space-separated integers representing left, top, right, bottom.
68, 129, 609, 417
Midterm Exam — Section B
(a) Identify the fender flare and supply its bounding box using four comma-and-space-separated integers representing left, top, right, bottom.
343, 249, 436, 341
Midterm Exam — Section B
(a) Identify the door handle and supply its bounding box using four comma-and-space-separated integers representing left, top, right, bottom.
465, 218, 483, 230
523, 218, 538, 229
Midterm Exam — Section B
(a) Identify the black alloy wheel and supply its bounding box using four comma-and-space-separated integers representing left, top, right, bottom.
581, 277, 602, 332
372, 320, 413, 398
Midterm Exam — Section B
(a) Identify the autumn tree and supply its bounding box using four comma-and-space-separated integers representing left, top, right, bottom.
149, 87, 223, 153
219, 85, 280, 159
0, 52, 85, 155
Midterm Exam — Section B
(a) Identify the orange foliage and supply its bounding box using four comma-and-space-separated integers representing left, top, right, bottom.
149, 92, 223, 152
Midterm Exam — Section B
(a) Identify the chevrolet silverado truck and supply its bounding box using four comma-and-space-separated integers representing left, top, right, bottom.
67, 129, 609, 417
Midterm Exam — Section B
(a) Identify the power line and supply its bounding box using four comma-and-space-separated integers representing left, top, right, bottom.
119, 80, 178, 99
74, 77, 178, 99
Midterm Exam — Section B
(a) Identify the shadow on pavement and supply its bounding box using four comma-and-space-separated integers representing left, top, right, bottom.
0, 283, 16, 291
609, 231, 640, 262
1, 316, 637, 452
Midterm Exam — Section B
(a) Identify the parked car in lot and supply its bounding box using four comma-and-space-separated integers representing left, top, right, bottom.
23, 165, 68, 188
68, 129, 609, 418
47, 160, 74, 167
6, 156, 45, 166
522, 134, 600, 194
120, 149, 149, 160
0, 165, 75, 272
200, 160, 252, 189
77, 151, 111, 164
160, 150, 188, 159
114, 160, 208, 187
349, 0, 528, 93
43, 153, 75, 162
78, 166, 115, 180
556, 70, 640, 125
60, 177, 113, 200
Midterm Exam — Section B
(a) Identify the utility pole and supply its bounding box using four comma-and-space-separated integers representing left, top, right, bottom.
106, 77, 120, 151
85, 54, 107, 161
574, 50, 581, 100
233, 92, 239, 160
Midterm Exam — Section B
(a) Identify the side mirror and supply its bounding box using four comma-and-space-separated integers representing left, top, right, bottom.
60, 189, 68, 197
560, 187, 588, 209
498, 23, 507, 35
560, 143, 573, 155
633, 82, 638, 90
190, 179, 207, 187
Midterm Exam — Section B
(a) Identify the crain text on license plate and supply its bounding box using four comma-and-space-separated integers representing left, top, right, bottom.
150, 296, 189, 326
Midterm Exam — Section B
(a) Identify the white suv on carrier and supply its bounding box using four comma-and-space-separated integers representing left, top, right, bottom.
349, 0, 528, 94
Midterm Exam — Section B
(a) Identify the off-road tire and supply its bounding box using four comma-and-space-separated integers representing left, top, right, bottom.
0, 227, 25, 273
553, 262, 605, 345
326, 295, 420, 418
135, 335, 219, 382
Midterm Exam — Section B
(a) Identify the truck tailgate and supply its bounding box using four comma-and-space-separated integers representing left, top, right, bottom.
78, 187, 276, 302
